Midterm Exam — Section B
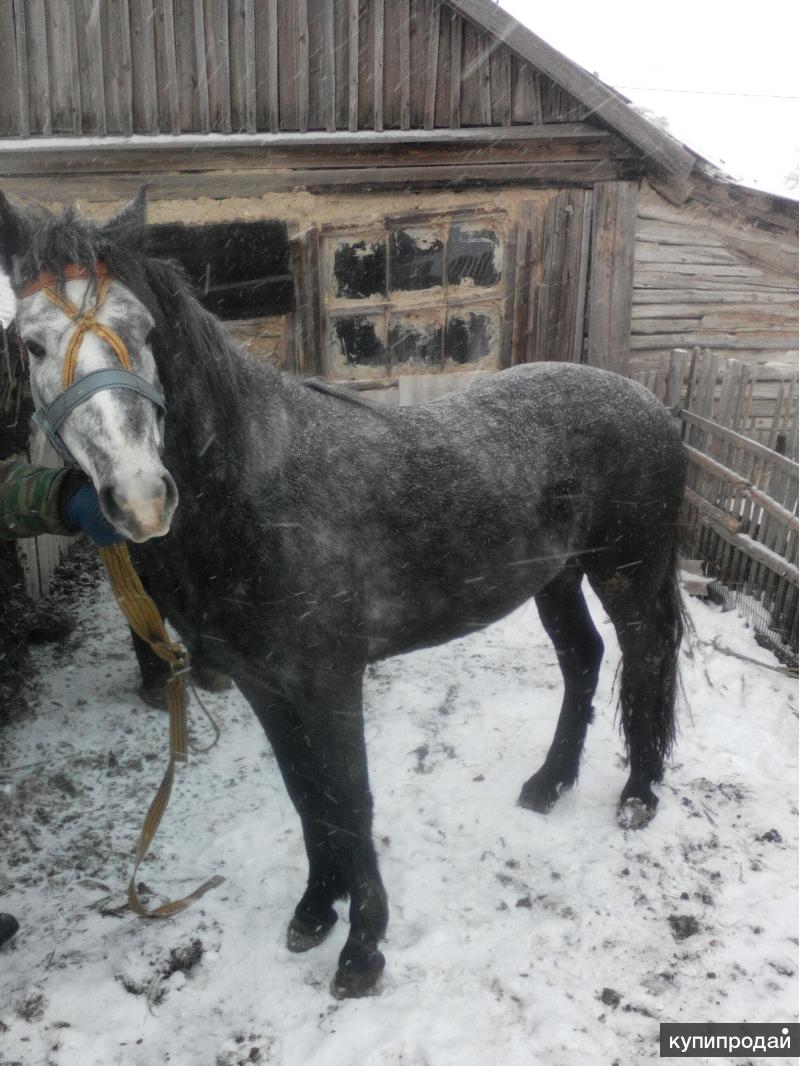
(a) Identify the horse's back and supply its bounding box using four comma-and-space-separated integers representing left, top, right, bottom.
393, 362, 684, 514
353, 362, 685, 656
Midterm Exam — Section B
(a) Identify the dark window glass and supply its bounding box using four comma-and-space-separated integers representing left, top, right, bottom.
388, 316, 443, 366
446, 225, 501, 288
389, 229, 444, 292
332, 240, 387, 300
445, 310, 496, 364
147, 220, 293, 319
333, 316, 385, 366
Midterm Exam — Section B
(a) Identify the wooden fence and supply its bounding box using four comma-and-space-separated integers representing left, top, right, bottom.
633, 347, 799, 660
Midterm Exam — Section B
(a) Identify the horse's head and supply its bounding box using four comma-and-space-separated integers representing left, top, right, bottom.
0, 190, 177, 542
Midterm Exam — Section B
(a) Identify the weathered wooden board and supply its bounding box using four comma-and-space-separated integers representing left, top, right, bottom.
631, 332, 796, 351
357, 0, 376, 130
506, 190, 593, 365
586, 180, 638, 375
0, 161, 627, 206
0, 4, 22, 136
208, 0, 232, 132
25, 0, 51, 136
277, 0, 299, 130
228, 0, 248, 132
130, 0, 159, 132
632, 181, 797, 372
410, 0, 433, 129
47, 0, 77, 133
153, 0, 180, 133
193, 0, 211, 132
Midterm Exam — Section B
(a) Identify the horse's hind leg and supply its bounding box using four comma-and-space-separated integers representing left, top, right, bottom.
588, 549, 683, 828
518, 565, 604, 813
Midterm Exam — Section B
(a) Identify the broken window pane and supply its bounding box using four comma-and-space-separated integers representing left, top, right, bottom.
446, 224, 502, 289
389, 228, 444, 292
445, 308, 498, 364
332, 315, 386, 367
331, 238, 386, 300
388, 313, 444, 366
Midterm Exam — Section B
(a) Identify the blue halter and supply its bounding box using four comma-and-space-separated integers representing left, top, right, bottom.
31, 368, 166, 467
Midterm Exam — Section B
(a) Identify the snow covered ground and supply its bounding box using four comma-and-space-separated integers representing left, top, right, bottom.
1, 557, 797, 1066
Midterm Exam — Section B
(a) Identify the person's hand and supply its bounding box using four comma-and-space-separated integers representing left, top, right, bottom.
64, 483, 122, 546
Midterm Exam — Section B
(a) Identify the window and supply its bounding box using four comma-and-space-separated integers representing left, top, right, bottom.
146, 220, 294, 320
323, 216, 505, 377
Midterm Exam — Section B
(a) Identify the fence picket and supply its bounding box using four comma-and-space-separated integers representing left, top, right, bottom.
636, 347, 798, 662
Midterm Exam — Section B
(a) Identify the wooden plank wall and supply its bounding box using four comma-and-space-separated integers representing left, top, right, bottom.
0, 0, 591, 136
631, 183, 798, 372
507, 184, 639, 371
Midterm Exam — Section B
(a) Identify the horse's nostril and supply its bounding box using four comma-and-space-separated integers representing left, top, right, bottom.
162, 473, 178, 511
99, 484, 123, 521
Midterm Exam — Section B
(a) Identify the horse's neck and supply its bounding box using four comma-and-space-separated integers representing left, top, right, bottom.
158, 325, 292, 492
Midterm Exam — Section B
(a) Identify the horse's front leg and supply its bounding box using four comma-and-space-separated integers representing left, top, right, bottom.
239, 670, 388, 998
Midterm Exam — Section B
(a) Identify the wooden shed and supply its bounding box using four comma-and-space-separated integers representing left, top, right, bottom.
0, 0, 797, 395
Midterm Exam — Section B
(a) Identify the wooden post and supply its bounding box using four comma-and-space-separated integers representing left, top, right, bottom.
586, 180, 639, 376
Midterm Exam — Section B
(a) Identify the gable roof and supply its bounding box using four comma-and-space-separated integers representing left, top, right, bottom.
0, 0, 695, 191
448, 0, 695, 185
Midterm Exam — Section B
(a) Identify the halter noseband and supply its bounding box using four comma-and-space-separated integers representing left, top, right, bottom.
21, 263, 166, 466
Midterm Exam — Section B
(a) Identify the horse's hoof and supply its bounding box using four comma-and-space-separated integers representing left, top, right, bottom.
286, 913, 337, 953
517, 777, 559, 813
617, 796, 657, 830
137, 683, 174, 711
330, 950, 385, 999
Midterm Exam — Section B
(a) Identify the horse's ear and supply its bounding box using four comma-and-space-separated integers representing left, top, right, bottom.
103, 186, 148, 249
0, 191, 33, 283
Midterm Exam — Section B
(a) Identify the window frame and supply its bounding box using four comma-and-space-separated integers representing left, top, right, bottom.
321, 211, 508, 378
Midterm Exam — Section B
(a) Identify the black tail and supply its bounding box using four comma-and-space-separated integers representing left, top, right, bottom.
618, 531, 685, 783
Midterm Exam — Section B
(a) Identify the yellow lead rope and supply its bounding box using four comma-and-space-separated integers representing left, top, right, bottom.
99, 545, 225, 918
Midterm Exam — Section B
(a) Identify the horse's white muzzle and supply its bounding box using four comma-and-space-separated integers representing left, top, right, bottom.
99, 471, 178, 542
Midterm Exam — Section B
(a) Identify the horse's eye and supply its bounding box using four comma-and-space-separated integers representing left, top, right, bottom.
25, 339, 46, 359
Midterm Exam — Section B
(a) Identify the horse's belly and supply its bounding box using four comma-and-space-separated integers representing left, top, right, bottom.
364, 552, 561, 661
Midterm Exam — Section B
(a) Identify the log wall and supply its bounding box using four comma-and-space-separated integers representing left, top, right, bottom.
631, 181, 798, 371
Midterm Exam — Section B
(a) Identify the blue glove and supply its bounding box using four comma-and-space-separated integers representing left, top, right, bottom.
64, 483, 122, 546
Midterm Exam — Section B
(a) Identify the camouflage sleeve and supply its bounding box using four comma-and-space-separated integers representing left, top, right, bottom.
0, 458, 83, 540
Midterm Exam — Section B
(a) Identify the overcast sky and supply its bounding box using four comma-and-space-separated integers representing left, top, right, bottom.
499, 0, 799, 196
